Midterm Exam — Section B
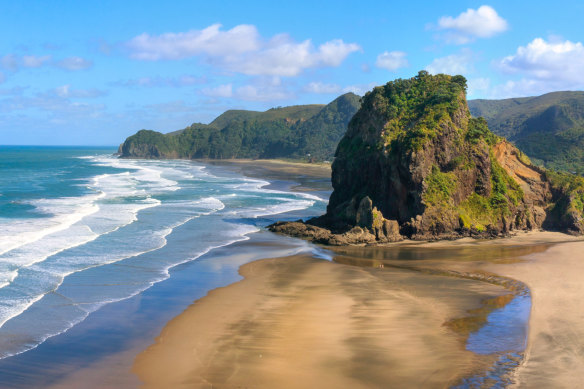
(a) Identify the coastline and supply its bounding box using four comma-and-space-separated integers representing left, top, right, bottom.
0, 159, 332, 388
7, 158, 584, 388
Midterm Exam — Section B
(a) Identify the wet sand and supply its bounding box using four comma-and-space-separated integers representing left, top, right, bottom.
207, 158, 331, 178
133, 231, 584, 389
133, 254, 508, 388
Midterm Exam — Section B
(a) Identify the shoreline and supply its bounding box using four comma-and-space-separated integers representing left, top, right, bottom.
9, 158, 584, 388
0, 159, 332, 388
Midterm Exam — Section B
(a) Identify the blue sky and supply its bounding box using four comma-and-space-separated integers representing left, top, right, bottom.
1, 0, 583, 145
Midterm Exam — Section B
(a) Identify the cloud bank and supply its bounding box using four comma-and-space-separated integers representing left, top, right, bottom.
126, 24, 361, 77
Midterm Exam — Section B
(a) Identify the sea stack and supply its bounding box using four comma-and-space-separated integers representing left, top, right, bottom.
270, 71, 584, 243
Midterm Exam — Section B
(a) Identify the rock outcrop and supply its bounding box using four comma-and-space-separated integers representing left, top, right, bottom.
269, 71, 584, 244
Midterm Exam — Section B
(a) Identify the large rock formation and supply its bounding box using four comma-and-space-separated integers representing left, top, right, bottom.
269, 71, 584, 244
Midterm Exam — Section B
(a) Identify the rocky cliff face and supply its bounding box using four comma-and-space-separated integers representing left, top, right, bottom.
269, 72, 584, 244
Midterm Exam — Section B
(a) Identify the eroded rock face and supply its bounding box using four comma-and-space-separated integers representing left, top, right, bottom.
270, 72, 584, 244
321, 72, 546, 241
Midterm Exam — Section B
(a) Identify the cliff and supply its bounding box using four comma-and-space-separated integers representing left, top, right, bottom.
269, 72, 584, 244
119, 93, 361, 161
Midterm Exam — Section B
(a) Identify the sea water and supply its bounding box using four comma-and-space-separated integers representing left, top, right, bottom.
0, 146, 327, 359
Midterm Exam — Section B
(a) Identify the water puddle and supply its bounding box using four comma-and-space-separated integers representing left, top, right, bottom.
466, 294, 530, 355
452, 291, 531, 388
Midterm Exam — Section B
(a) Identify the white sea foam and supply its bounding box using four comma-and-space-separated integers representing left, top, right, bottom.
0, 191, 228, 331
0, 222, 259, 360
0, 155, 324, 359
0, 193, 104, 257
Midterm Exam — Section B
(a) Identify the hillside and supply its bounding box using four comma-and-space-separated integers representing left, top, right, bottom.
469, 91, 584, 173
270, 72, 584, 243
119, 93, 360, 161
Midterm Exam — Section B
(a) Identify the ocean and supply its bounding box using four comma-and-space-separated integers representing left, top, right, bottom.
0, 146, 328, 360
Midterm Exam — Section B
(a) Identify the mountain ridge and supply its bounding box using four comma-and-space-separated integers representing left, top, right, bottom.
119, 93, 360, 161
469, 91, 584, 173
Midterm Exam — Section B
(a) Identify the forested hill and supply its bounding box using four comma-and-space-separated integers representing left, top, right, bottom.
119, 93, 361, 161
468, 91, 584, 173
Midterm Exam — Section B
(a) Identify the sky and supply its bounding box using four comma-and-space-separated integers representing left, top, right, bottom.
1, 1, 583, 145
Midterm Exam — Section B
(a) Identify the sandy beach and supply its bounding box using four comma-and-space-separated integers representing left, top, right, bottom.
132, 229, 584, 389
134, 254, 504, 388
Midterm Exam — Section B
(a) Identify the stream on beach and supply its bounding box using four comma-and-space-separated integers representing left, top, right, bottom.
330, 243, 546, 388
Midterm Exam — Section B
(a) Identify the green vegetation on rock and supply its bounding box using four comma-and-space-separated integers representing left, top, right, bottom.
424, 165, 457, 206
351, 70, 467, 152
269, 73, 584, 243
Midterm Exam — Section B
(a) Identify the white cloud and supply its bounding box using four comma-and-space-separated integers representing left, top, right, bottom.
375, 51, 408, 71
57, 56, 93, 70
304, 82, 342, 94
437, 5, 508, 44
480, 38, 584, 98
234, 84, 291, 101
177, 75, 204, 86
1, 54, 51, 70
145, 100, 199, 114
0, 54, 91, 72
341, 82, 376, 96
233, 77, 293, 101
303, 81, 374, 96
0, 94, 105, 115
426, 50, 473, 75
127, 24, 261, 60
0, 86, 26, 96
467, 77, 491, 97
499, 38, 584, 83
0, 55, 18, 71
125, 24, 361, 77
201, 84, 233, 98
221, 37, 359, 77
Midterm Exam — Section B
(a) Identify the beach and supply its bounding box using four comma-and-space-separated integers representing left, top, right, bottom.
3, 158, 584, 388
133, 254, 503, 388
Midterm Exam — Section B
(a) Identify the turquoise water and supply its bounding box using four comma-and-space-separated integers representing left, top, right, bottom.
0, 146, 327, 359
